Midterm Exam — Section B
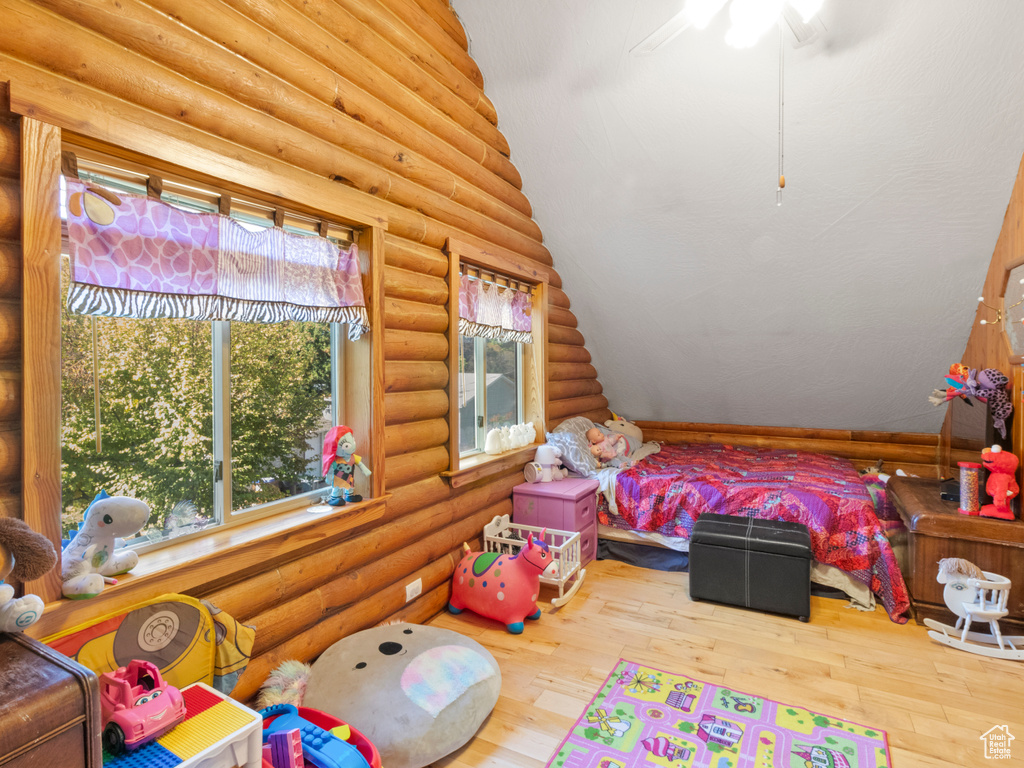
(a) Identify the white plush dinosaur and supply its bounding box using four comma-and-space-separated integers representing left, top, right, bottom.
61, 491, 150, 599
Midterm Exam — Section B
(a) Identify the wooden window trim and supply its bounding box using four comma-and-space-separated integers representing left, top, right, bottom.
17, 110, 388, 616
443, 237, 547, 484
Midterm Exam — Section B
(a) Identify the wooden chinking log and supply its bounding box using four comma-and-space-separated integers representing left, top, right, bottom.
381, 580, 452, 628
549, 408, 613, 432
0, 300, 19, 360
250, 500, 509, 654
0, 486, 19, 518
385, 444, 449, 487
384, 266, 448, 305
384, 390, 449, 424
0, 364, 20, 422
330, 0, 486, 98
221, 474, 517, 621
548, 285, 571, 310
385, 360, 449, 393
549, 343, 592, 364
233, 553, 459, 701
548, 378, 603, 402
547, 305, 578, 329
385, 475, 450, 519
0, 5, 552, 264
384, 297, 448, 333
0, 177, 20, 241
385, 236, 448, 278
231, 0, 512, 160
72, 0, 530, 213
0, 241, 20, 299
638, 428, 939, 465
548, 394, 609, 421
0, 427, 19, 483
384, 329, 448, 361
548, 324, 585, 347
0, 119, 17, 178
385, 418, 449, 456
370, 0, 480, 86
549, 362, 598, 382
408, 0, 469, 50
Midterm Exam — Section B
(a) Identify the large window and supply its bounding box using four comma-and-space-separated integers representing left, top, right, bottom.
59, 157, 362, 548
458, 335, 523, 455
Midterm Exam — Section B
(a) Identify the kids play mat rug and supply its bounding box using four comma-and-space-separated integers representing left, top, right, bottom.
547, 660, 890, 768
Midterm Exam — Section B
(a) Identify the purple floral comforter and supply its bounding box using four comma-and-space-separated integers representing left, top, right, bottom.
598, 442, 910, 623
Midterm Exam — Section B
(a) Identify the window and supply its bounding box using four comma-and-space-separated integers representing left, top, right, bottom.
458, 335, 523, 455
58, 152, 372, 549
444, 238, 547, 484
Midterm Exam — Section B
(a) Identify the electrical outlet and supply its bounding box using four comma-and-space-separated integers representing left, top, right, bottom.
405, 578, 422, 603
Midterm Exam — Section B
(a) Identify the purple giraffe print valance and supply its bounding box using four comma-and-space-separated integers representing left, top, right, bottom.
458, 272, 532, 344
64, 178, 370, 340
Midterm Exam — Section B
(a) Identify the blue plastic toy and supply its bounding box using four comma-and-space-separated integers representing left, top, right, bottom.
259, 704, 370, 768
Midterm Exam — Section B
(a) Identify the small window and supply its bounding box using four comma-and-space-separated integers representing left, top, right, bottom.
458, 335, 523, 456
443, 238, 547, 484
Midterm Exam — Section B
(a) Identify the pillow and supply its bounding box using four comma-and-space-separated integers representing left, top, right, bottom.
547, 419, 600, 475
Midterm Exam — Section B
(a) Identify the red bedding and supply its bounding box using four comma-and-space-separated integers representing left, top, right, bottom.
597, 442, 911, 622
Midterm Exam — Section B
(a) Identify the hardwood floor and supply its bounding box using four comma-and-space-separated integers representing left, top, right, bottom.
427, 558, 1024, 768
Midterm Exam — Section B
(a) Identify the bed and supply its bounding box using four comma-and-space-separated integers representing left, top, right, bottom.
545, 418, 911, 623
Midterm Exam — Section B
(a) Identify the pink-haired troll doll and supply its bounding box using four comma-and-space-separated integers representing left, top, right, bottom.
321, 426, 372, 506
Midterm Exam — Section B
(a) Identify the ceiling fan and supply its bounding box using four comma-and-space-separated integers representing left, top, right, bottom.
631, 0, 827, 55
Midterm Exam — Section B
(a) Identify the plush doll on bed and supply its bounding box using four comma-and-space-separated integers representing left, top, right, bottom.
586, 427, 635, 468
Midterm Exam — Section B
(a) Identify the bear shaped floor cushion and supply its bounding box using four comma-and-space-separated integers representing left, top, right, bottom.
302, 622, 501, 768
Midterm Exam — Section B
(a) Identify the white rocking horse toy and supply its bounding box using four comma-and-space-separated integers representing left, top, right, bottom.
924, 558, 1023, 660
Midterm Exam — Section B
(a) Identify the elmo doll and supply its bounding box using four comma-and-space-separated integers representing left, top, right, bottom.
980, 445, 1019, 520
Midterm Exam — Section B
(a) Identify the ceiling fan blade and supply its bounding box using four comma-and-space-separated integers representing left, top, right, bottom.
781, 5, 827, 48
630, 8, 693, 55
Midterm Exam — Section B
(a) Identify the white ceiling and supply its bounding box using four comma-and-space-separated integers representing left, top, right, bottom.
451, 0, 1024, 432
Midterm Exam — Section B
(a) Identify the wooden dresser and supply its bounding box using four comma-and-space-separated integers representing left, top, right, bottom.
888, 475, 1024, 631
0, 632, 102, 768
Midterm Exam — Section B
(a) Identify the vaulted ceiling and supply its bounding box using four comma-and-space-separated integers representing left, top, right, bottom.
451, 0, 1024, 433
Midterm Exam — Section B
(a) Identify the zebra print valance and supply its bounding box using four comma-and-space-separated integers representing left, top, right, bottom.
64, 178, 370, 340
459, 271, 533, 344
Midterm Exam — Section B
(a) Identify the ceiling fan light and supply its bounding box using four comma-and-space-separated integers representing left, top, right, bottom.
726, 0, 784, 48
684, 0, 729, 30
787, 0, 824, 23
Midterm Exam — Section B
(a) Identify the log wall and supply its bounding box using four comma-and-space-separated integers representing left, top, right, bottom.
638, 421, 941, 478
943, 151, 1024, 477
3, 0, 608, 700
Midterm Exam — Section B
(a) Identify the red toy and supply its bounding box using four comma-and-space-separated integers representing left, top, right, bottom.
980, 445, 1019, 520
448, 530, 558, 633
99, 659, 187, 753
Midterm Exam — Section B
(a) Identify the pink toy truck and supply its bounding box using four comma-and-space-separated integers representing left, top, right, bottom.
448, 530, 558, 633
99, 659, 187, 753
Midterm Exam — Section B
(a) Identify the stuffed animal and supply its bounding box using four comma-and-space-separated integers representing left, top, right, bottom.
530, 444, 568, 482
62, 491, 150, 599
266, 623, 502, 768
980, 445, 1018, 520
449, 531, 558, 633
0, 517, 57, 632
604, 416, 644, 445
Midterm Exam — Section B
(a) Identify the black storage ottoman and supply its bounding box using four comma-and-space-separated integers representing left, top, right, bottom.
689, 513, 813, 622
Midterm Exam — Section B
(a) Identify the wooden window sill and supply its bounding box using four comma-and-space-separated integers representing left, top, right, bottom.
442, 444, 537, 489
26, 495, 388, 640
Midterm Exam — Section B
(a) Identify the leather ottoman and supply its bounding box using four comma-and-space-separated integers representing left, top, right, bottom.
689, 513, 813, 622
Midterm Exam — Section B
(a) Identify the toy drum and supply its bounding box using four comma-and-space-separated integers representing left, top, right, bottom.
958, 461, 982, 515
